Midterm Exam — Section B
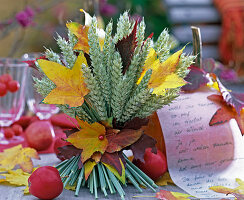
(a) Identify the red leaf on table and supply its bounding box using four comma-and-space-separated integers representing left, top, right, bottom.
101, 152, 122, 175
115, 21, 138, 74
130, 134, 157, 163
106, 129, 143, 153
217, 78, 244, 115
208, 94, 244, 135
155, 190, 192, 200
181, 65, 209, 92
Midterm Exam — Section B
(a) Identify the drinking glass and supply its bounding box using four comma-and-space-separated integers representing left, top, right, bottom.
0, 58, 27, 144
22, 53, 59, 120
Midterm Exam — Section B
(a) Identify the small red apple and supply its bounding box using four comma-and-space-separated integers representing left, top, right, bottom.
11, 124, 23, 136
28, 166, 63, 200
25, 121, 54, 151
133, 148, 167, 181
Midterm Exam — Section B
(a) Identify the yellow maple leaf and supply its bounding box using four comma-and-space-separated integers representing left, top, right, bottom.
0, 168, 38, 194
67, 9, 105, 53
38, 53, 89, 107
0, 145, 39, 173
67, 117, 108, 163
84, 160, 97, 180
137, 48, 186, 95
155, 172, 175, 186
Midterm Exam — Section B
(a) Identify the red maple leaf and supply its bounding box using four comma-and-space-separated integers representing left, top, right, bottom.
115, 21, 138, 74
208, 94, 244, 135
181, 65, 209, 92
101, 152, 123, 175
130, 134, 157, 163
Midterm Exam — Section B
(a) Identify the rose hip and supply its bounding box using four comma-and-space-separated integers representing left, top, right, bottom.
28, 166, 63, 200
0, 83, 7, 97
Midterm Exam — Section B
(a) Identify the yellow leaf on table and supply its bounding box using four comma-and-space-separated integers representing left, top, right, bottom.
0, 168, 34, 194
0, 145, 39, 173
84, 160, 97, 181
67, 118, 108, 163
155, 172, 175, 186
209, 178, 244, 199
137, 48, 186, 96
38, 53, 89, 107
102, 158, 126, 184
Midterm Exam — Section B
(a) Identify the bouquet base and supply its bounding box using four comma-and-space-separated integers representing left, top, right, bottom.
56, 154, 158, 199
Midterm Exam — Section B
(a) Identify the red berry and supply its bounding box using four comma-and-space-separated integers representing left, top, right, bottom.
4, 128, 14, 139
133, 148, 168, 181
98, 135, 104, 140
0, 74, 12, 84
12, 124, 23, 136
0, 83, 7, 97
28, 166, 63, 200
7, 80, 20, 92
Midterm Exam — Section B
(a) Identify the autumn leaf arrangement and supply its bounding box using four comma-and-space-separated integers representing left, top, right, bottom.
33, 10, 194, 199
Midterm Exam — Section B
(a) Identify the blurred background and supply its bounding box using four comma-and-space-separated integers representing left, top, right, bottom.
0, 0, 243, 87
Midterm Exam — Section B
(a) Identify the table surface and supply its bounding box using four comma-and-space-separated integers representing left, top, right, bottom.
0, 154, 228, 200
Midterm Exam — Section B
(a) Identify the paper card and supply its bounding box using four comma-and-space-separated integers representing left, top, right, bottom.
157, 87, 244, 198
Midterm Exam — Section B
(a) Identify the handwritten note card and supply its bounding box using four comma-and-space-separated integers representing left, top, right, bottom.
157, 88, 244, 198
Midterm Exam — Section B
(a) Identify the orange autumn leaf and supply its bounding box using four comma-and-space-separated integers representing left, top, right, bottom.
0, 145, 39, 173
67, 22, 90, 53
137, 48, 186, 95
38, 53, 89, 107
67, 117, 108, 163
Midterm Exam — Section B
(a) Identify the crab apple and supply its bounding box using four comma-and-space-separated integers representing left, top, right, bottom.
0, 74, 12, 84
4, 128, 14, 139
7, 80, 20, 92
11, 124, 23, 136
0, 83, 7, 97
25, 121, 54, 151
28, 166, 63, 200
133, 148, 168, 181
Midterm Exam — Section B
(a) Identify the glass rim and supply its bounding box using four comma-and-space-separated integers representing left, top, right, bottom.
0, 58, 28, 67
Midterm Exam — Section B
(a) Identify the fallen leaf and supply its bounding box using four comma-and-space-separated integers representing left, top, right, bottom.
66, 118, 108, 163
216, 78, 244, 115
210, 178, 244, 200
155, 172, 175, 186
106, 129, 143, 153
138, 48, 186, 95
155, 190, 193, 200
103, 158, 126, 184
84, 160, 97, 180
130, 134, 157, 163
0, 168, 38, 194
181, 65, 209, 92
101, 152, 123, 175
208, 94, 244, 135
38, 52, 89, 107
115, 21, 138, 74
0, 145, 39, 173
